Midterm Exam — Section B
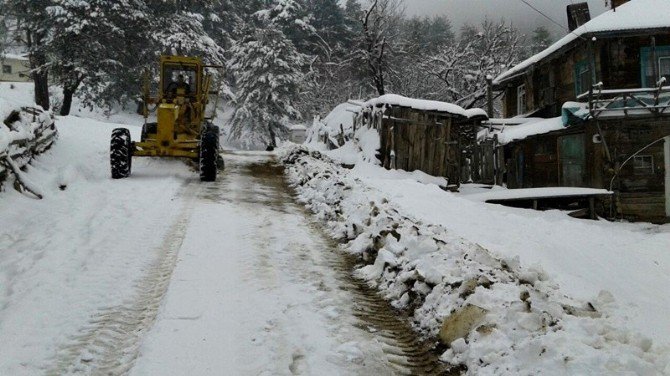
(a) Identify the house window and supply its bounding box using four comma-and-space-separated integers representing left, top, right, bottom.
2, 65, 11, 74
574, 60, 590, 96
633, 155, 654, 175
640, 46, 670, 87
517, 84, 526, 115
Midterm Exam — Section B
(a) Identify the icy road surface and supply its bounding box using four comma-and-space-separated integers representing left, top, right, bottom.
0, 115, 445, 375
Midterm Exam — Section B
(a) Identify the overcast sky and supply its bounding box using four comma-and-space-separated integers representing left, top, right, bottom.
401, 0, 609, 37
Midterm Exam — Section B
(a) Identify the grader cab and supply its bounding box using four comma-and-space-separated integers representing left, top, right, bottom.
110, 55, 222, 181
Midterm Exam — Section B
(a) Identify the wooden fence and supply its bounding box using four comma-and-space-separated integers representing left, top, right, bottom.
1, 106, 58, 194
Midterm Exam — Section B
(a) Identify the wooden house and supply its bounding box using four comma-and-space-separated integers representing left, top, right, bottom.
355, 94, 487, 189
485, 0, 670, 222
0, 53, 30, 82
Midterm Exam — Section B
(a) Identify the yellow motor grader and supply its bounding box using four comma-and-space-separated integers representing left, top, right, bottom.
110, 55, 223, 181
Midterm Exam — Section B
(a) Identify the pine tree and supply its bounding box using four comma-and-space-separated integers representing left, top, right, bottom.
308, 0, 351, 53
228, 25, 306, 149
530, 26, 552, 55
256, 0, 313, 51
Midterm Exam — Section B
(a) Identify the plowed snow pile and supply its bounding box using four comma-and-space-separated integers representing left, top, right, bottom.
281, 146, 670, 375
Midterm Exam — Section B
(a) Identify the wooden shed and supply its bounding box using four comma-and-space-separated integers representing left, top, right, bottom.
355, 95, 487, 189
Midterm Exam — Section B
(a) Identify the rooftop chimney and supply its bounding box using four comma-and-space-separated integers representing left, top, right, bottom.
567, 3, 591, 32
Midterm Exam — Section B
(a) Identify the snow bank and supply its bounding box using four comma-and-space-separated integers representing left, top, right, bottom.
0, 92, 57, 191
280, 145, 670, 375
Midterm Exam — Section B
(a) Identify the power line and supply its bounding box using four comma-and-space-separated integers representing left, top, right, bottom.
518, 0, 590, 41
518, 0, 569, 33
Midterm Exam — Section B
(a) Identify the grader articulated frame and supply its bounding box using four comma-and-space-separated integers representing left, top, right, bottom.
110, 55, 223, 181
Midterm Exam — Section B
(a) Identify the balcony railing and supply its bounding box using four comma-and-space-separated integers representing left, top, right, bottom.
576, 79, 670, 119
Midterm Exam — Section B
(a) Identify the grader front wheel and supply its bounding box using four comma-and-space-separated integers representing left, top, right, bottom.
110, 128, 132, 179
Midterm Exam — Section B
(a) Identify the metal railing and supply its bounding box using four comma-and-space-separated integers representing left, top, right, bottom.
577, 78, 670, 119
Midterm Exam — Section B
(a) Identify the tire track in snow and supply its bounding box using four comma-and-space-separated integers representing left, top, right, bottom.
47, 182, 198, 376
239, 157, 454, 376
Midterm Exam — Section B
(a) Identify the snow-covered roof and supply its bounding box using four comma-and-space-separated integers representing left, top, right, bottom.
364, 94, 487, 120
0, 53, 29, 61
494, 0, 670, 85
481, 116, 566, 145
467, 187, 612, 202
323, 102, 360, 132
464, 108, 489, 119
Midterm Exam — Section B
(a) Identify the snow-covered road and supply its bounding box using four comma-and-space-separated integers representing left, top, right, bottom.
131, 152, 446, 375
0, 115, 446, 375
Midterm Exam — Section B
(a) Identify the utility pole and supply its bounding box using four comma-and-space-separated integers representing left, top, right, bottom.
486, 75, 494, 118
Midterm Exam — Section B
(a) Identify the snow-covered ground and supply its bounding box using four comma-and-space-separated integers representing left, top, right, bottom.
0, 113, 194, 374
1, 85, 444, 375
354, 162, 670, 346
130, 153, 423, 375
283, 144, 670, 374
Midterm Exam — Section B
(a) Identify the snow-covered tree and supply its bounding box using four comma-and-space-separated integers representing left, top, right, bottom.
228, 25, 307, 149
352, 0, 403, 95
307, 0, 352, 55
530, 25, 552, 55
420, 19, 523, 110
46, 0, 152, 115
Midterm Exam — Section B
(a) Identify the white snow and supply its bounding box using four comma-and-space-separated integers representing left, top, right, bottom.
364, 94, 483, 118
0, 84, 418, 375
0, 115, 193, 374
0, 53, 28, 61
465, 187, 612, 202
305, 101, 361, 149
282, 145, 670, 375
131, 153, 400, 375
494, 0, 670, 85
481, 116, 566, 145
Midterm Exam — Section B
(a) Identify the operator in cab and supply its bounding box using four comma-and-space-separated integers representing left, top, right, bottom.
168, 74, 191, 97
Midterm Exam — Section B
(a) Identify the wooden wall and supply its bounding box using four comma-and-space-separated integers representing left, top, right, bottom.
500, 32, 670, 118
377, 106, 463, 187
497, 116, 670, 221
594, 117, 670, 221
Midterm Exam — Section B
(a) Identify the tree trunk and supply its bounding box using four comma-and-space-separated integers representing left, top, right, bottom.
30, 51, 50, 111
60, 87, 74, 116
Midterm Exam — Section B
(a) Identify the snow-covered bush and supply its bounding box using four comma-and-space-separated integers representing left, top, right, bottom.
305, 102, 361, 149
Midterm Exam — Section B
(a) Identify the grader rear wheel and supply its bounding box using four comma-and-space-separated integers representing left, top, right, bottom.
199, 130, 218, 182
110, 128, 132, 179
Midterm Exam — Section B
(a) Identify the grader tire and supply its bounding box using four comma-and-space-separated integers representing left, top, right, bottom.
199, 131, 218, 182
110, 128, 132, 179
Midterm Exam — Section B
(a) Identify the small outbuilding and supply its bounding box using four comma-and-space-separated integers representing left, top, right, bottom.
0, 54, 30, 83
355, 94, 487, 189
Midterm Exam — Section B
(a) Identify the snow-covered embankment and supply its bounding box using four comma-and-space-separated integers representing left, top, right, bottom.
281, 146, 669, 375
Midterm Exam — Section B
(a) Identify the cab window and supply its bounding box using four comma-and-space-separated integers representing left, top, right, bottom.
163, 65, 197, 95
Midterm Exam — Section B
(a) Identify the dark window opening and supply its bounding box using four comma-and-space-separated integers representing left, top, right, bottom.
162, 64, 198, 96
